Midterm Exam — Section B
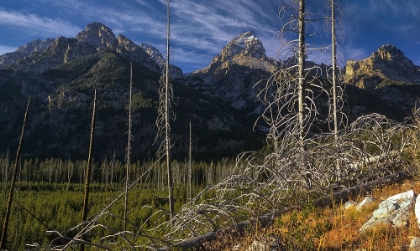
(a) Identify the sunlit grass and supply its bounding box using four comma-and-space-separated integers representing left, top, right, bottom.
203, 179, 420, 251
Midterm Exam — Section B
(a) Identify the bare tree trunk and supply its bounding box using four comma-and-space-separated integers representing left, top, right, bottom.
298, 0, 306, 146
111, 151, 115, 189
331, 0, 338, 142
1, 98, 30, 250
80, 90, 96, 251
124, 61, 133, 232
298, 0, 311, 189
2, 151, 10, 200
165, 0, 175, 221
188, 120, 192, 200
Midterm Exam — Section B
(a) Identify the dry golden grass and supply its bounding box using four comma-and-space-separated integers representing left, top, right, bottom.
201, 179, 420, 251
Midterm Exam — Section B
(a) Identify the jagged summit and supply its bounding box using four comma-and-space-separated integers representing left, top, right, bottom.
16, 38, 54, 55
231, 31, 265, 59
218, 31, 266, 63
194, 31, 276, 78
373, 44, 405, 61
345, 44, 420, 111
0, 38, 54, 66
140, 43, 164, 62
345, 44, 420, 90
139, 43, 183, 78
191, 31, 278, 110
76, 22, 118, 50
0, 22, 183, 76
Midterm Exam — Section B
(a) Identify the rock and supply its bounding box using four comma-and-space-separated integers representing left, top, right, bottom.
359, 190, 415, 233
379, 190, 415, 210
116, 35, 160, 73
343, 200, 357, 209
76, 22, 118, 50
415, 191, 420, 228
245, 237, 279, 251
140, 43, 184, 78
0, 38, 54, 68
356, 196, 375, 211
410, 237, 420, 251
245, 240, 271, 251
191, 31, 279, 110
345, 44, 420, 88
344, 44, 420, 111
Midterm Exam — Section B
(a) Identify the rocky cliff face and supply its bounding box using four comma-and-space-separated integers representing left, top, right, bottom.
345, 44, 420, 111
116, 34, 161, 73
0, 23, 262, 161
0, 38, 54, 67
0, 22, 180, 77
76, 22, 118, 50
192, 31, 279, 110
140, 43, 183, 78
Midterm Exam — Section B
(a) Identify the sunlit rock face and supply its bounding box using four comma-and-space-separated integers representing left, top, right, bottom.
345, 44, 420, 90
359, 190, 415, 233
192, 31, 279, 111
345, 44, 420, 111
76, 22, 118, 50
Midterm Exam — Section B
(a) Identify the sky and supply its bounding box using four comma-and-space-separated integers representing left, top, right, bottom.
0, 0, 419, 73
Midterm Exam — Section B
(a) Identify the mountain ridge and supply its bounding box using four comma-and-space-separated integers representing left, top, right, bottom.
0, 22, 418, 161
345, 44, 420, 111
191, 31, 279, 110
0, 22, 182, 77
0, 23, 266, 161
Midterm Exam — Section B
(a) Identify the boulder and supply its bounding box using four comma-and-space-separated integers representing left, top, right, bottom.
343, 200, 357, 209
359, 190, 415, 233
356, 196, 375, 211
415, 191, 420, 227
410, 237, 420, 251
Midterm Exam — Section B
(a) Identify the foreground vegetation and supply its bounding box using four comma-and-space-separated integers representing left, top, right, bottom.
202, 177, 420, 251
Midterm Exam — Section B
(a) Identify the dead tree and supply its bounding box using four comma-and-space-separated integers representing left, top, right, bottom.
80, 89, 97, 251
0, 98, 30, 250
165, 0, 175, 221
155, 0, 175, 221
123, 61, 133, 232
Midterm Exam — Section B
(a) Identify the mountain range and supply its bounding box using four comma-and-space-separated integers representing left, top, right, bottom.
0, 22, 418, 161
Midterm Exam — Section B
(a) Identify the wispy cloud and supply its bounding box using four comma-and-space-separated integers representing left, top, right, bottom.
343, 45, 368, 61
38, 0, 166, 37
367, 0, 420, 18
0, 9, 81, 38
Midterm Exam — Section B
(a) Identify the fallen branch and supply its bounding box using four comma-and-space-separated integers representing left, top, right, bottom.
315, 169, 414, 207
156, 168, 414, 250
156, 213, 276, 250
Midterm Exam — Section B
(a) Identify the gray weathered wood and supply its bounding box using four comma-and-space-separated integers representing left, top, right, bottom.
315, 170, 413, 207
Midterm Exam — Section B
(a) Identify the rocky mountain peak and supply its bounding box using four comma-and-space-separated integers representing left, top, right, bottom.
16, 38, 54, 55
140, 43, 164, 63
117, 34, 140, 52
139, 43, 184, 78
76, 22, 118, 50
373, 44, 405, 61
221, 31, 266, 61
345, 44, 420, 111
191, 31, 277, 110
194, 31, 275, 78
0, 38, 54, 68
345, 44, 420, 90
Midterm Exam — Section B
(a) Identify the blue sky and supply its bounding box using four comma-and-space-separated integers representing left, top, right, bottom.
0, 0, 419, 73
